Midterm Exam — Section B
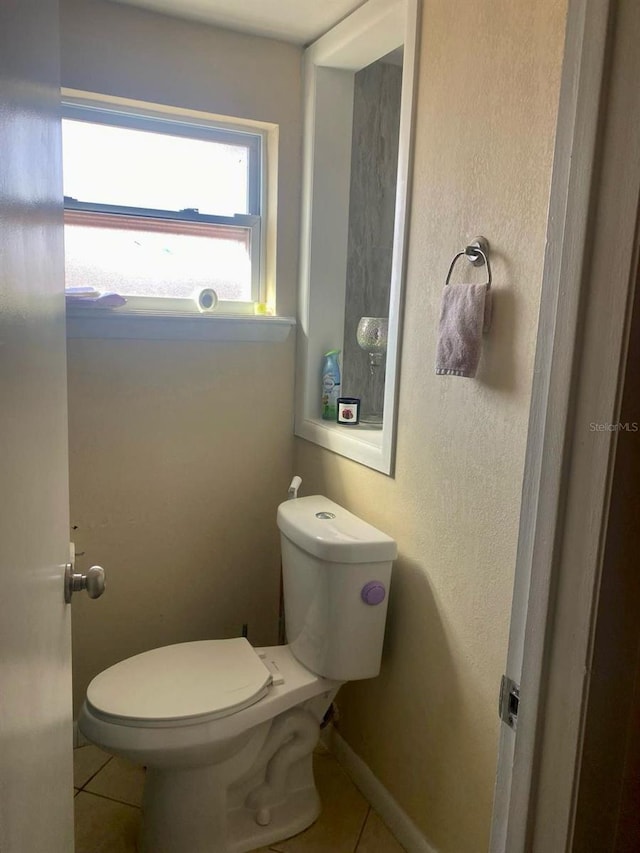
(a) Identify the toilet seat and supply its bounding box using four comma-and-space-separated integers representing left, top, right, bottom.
86, 637, 273, 727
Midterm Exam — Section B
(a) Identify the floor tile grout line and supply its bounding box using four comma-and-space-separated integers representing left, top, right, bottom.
353, 804, 371, 852
76, 755, 113, 792
75, 788, 142, 810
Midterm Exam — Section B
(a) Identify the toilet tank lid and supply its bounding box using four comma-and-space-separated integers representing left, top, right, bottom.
277, 495, 397, 563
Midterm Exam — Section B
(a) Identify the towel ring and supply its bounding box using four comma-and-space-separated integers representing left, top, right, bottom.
445, 236, 492, 289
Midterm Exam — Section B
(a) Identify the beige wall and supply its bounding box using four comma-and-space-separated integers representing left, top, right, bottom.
60, 0, 302, 715
294, 1, 567, 851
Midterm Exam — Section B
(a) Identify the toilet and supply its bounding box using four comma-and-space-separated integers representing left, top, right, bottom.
78, 494, 396, 853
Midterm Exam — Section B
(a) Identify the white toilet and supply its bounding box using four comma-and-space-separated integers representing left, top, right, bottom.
78, 494, 396, 853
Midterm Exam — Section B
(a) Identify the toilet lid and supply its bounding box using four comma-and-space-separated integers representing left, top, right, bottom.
86, 638, 272, 724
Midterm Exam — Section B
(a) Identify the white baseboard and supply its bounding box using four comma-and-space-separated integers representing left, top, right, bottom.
324, 726, 438, 853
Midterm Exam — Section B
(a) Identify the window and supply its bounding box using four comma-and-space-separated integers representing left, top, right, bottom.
62, 102, 264, 314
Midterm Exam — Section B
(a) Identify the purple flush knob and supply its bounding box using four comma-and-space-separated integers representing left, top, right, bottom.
361, 581, 386, 606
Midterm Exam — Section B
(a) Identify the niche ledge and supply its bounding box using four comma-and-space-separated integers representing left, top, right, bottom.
297, 417, 389, 472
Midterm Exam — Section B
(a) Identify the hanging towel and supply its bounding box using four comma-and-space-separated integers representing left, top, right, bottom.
435, 283, 492, 378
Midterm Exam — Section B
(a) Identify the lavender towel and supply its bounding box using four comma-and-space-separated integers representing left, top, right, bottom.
435, 284, 492, 378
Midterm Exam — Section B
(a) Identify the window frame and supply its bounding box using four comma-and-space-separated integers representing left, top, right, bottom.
61, 100, 265, 314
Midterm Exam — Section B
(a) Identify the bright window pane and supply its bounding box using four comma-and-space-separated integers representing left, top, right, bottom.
64, 214, 252, 301
62, 119, 250, 215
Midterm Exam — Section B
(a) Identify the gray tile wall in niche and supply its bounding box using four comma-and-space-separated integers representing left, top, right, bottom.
342, 56, 402, 420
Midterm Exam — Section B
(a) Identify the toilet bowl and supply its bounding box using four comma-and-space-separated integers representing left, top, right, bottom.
79, 495, 396, 853
80, 642, 340, 852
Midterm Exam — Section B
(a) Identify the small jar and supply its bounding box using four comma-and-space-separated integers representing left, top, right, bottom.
337, 397, 360, 425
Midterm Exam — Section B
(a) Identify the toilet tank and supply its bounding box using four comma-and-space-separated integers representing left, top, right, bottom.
277, 495, 397, 682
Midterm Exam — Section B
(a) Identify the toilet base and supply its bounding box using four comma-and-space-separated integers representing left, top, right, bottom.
140, 764, 320, 853
227, 785, 320, 853
139, 705, 327, 853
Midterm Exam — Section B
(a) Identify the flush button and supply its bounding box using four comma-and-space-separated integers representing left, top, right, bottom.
315, 511, 336, 519
361, 581, 386, 606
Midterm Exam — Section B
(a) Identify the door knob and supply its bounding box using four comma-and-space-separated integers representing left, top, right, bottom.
64, 564, 106, 603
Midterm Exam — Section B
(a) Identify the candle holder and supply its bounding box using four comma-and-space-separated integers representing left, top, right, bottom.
356, 317, 388, 425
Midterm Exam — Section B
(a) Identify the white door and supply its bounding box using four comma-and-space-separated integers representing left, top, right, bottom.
0, 1, 75, 850
491, 0, 640, 849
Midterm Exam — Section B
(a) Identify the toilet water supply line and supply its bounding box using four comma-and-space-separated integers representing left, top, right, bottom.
287, 476, 302, 500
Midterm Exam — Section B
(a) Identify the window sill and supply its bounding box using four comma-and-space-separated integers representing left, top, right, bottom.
295, 417, 389, 473
65, 308, 296, 342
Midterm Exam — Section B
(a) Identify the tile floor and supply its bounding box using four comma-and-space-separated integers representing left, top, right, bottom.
74, 744, 406, 853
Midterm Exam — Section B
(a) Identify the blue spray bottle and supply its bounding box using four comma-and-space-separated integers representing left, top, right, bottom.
321, 350, 341, 420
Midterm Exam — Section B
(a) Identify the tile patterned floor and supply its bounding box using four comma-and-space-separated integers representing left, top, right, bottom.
74, 744, 405, 853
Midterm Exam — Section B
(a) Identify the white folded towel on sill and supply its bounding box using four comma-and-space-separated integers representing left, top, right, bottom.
65, 288, 127, 308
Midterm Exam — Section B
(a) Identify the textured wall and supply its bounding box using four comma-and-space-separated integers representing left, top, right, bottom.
294, 1, 568, 851
67, 337, 295, 715
60, 0, 302, 715
342, 58, 403, 419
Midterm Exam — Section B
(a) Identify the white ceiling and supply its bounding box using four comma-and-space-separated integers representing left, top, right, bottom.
105, 0, 368, 45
